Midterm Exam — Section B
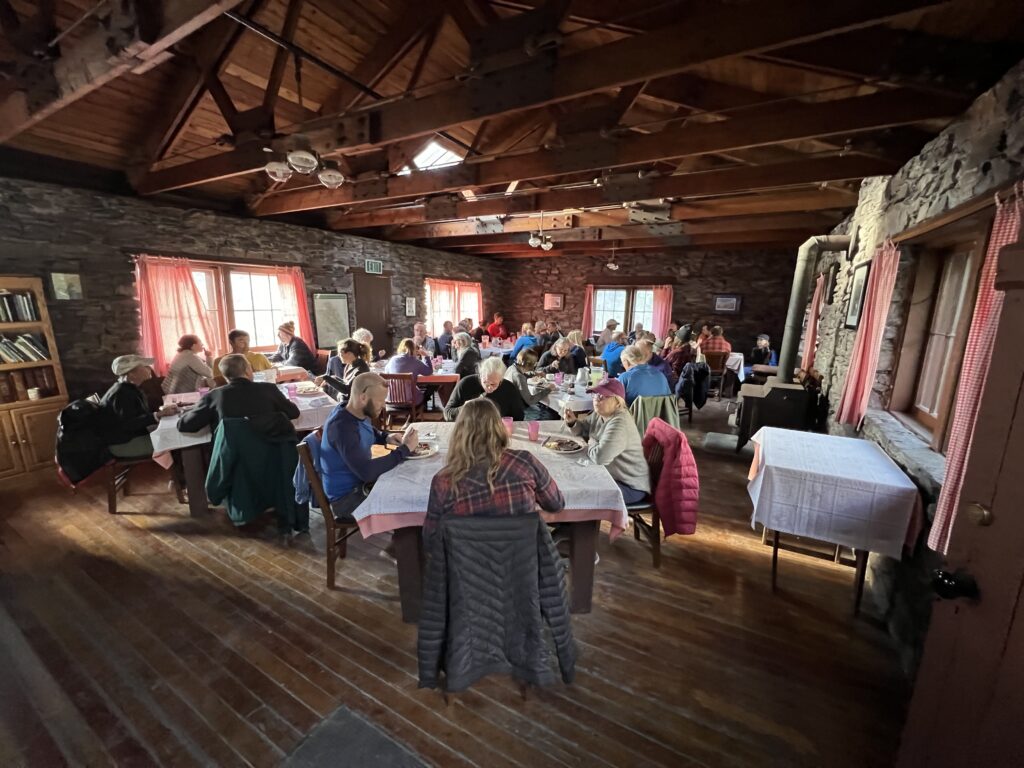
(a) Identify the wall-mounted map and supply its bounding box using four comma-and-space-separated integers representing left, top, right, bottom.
313, 293, 350, 349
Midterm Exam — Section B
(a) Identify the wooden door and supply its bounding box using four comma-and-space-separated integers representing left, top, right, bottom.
12, 404, 63, 471
898, 243, 1024, 766
353, 272, 393, 356
0, 412, 25, 479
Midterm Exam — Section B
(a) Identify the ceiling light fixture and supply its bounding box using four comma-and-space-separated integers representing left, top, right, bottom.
287, 148, 319, 175
540, 237, 554, 251
317, 161, 346, 189
606, 244, 620, 271
264, 159, 293, 183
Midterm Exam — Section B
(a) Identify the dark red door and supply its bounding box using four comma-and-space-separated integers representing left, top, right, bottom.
353, 271, 393, 357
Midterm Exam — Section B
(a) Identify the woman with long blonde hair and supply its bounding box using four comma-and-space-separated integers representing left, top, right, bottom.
423, 398, 565, 540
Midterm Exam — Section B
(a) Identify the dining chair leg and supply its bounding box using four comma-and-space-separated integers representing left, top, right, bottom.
107, 465, 118, 514
651, 510, 661, 569
632, 514, 641, 541
771, 530, 780, 592
853, 550, 869, 616
326, 549, 337, 590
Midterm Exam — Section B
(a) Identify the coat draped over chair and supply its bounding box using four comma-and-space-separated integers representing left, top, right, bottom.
642, 417, 700, 536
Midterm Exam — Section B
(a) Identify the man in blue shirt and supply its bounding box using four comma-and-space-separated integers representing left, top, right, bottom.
436, 320, 455, 358
617, 344, 671, 405
320, 372, 418, 522
600, 331, 627, 377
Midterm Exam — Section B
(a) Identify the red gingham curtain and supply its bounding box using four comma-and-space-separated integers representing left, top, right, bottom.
802, 273, 826, 371
929, 198, 1022, 553
837, 241, 901, 427
581, 284, 595, 338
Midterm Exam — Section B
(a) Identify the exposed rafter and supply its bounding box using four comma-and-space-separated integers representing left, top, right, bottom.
263, 0, 305, 113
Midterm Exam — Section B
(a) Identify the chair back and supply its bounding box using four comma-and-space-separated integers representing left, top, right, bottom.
643, 439, 666, 494
588, 356, 606, 370
312, 350, 330, 376
629, 395, 680, 437
296, 429, 335, 533
704, 351, 728, 374
381, 372, 416, 408
139, 375, 165, 411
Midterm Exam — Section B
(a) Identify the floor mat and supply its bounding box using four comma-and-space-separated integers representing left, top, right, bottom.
283, 707, 426, 767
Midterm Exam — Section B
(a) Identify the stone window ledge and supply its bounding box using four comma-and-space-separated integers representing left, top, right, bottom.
861, 409, 946, 501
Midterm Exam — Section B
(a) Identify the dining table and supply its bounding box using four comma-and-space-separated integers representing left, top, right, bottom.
354, 420, 628, 622
150, 386, 337, 517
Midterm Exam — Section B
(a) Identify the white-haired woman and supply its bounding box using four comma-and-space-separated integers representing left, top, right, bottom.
444, 355, 524, 421
618, 343, 671, 406
452, 331, 482, 379
504, 347, 558, 421
352, 327, 387, 361
537, 337, 578, 375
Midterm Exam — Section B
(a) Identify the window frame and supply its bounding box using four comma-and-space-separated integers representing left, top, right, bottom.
591, 285, 658, 335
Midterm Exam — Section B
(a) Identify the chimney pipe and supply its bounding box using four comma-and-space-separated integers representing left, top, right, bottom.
775, 235, 851, 384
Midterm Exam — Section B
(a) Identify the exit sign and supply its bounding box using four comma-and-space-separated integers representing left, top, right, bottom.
365, 259, 383, 274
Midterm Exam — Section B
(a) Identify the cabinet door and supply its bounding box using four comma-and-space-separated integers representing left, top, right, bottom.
0, 412, 25, 479
12, 404, 64, 471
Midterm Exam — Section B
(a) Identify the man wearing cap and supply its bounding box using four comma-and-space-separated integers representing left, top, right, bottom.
100, 355, 180, 457
750, 334, 774, 367
268, 320, 316, 370
595, 319, 619, 352
562, 378, 650, 504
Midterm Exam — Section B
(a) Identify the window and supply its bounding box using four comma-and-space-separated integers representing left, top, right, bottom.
591, 287, 655, 336
424, 279, 483, 336
228, 270, 288, 349
412, 141, 463, 170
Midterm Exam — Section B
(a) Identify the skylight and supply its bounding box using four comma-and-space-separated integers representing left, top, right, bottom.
412, 141, 462, 170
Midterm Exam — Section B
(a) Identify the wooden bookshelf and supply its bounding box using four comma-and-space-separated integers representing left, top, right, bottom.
0, 277, 68, 483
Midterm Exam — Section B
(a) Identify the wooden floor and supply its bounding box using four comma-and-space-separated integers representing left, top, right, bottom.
0, 403, 908, 768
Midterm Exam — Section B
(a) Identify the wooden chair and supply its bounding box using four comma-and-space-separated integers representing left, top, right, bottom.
312, 350, 330, 376
138, 373, 165, 412
106, 457, 152, 514
703, 351, 729, 401
627, 442, 665, 568
381, 372, 422, 430
296, 432, 359, 589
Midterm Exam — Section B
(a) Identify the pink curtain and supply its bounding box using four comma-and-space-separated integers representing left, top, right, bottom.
425, 279, 483, 336
802, 274, 826, 370
929, 199, 1021, 554
275, 266, 315, 347
581, 284, 595, 338
651, 286, 674, 337
136, 256, 219, 375
836, 241, 901, 427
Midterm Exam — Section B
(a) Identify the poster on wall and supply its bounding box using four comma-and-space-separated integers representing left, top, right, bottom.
713, 294, 742, 314
543, 293, 564, 311
845, 261, 871, 329
313, 293, 350, 349
405, 297, 416, 316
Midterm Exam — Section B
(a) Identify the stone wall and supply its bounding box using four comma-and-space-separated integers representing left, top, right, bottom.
808, 59, 1024, 675
495, 250, 797, 350
0, 178, 500, 398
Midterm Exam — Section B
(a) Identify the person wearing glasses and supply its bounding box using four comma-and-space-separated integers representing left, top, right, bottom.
561, 378, 650, 504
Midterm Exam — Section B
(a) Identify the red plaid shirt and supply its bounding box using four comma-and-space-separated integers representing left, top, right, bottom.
700, 335, 732, 354
424, 449, 564, 542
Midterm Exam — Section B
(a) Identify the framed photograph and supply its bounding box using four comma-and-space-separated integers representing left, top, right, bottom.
405, 296, 416, 316
50, 273, 83, 300
313, 293, 350, 349
713, 294, 742, 314
845, 261, 872, 330
543, 292, 564, 311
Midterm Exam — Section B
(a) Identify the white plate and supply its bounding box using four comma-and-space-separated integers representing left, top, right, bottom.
407, 445, 439, 460
542, 438, 584, 454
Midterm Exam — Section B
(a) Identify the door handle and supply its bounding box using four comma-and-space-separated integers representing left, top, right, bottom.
932, 569, 980, 601
964, 502, 994, 526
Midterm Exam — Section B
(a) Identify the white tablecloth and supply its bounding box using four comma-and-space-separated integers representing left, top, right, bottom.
480, 345, 512, 358
150, 387, 336, 453
355, 421, 627, 537
726, 352, 745, 382
540, 388, 593, 413
747, 427, 918, 558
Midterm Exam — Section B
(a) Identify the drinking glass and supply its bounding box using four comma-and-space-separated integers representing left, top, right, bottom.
527, 421, 540, 442
502, 417, 514, 436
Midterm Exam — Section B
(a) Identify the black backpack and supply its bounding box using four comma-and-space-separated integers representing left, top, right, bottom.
55, 397, 115, 484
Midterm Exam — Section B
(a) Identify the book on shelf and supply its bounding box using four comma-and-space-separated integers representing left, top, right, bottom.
0, 333, 50, 363
0, 291, 40, 323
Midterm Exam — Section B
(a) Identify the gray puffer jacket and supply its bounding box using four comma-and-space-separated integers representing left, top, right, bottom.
417, 514, 577, 692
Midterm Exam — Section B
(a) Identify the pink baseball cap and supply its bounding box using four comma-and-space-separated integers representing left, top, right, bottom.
587, 379, 625, 399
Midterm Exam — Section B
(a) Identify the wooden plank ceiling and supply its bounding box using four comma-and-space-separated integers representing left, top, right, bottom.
0, 0, 1022, 259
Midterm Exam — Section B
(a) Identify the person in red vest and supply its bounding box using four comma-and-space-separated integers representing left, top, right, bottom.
486, 312, 509, 339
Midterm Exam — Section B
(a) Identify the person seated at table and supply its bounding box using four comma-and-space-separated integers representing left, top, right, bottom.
486, 312, 509, 340
565, 330, 590, 370
268, 321, 316, 370
511, 323, 539, 358
600, 331, 627, 377
452, 332, 481, 379
213, 329, 273, 384
595, 319, 619, 352
424, 397, 564, 541
692, 321, 713, 348
664, 336, 695, 386
322, 338, 371, 401
663, 321, 679, 347
532, 320, 549, 352
444, 356, 524, 422
628, 322, 644, 344
750, 334, 775, 366
179, 354, 299, 435
101, 355, 179, 457
538, 338, 578, 375
638, 334, 673, 383
674, 323, 693, 343
617, 344, 671, 406
385, 337, 434, 407
353, 327, 387, 361
505, 348, 557, 421
470, 320, 487, 344
163, 334, 214, 395
436, 320, 455, 359
412, 322, 438, 358
701, 325, 732, 354
320, 372, 419, 523
563, 379, 650, 504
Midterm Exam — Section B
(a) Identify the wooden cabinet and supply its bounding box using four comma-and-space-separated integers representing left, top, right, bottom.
0, 411, 26, 479
12, 405, 63, 470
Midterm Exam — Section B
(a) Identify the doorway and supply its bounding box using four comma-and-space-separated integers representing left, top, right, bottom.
353, 271, 393, 355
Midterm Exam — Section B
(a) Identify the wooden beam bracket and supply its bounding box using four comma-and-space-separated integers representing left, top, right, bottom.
600, 172, 655, 203
627, 203, 673, 224
425, 194, 462, 220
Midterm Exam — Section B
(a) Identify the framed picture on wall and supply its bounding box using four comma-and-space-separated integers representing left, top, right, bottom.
50, 273, 83, 300
845, 261, 871, 329
405, 297, 416, 316
543, 292, 564, 311
713, 294, 742, 314
313, 293, 350, 349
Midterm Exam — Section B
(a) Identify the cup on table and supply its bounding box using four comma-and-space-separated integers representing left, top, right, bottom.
286, 383, 298, 399
554, 372, 563, 385
527, 421, 540, 442
502, 417, 514, 436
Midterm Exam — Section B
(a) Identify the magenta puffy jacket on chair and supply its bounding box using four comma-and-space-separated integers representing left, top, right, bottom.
642, 417, 700, 536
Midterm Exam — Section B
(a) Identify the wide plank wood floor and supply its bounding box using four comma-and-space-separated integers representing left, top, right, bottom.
0, 404, 908, 767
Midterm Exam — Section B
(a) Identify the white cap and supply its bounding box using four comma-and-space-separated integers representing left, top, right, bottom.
112, 354, 155, 376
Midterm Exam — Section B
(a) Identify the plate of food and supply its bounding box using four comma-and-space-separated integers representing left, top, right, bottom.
407, 442, 439, 459
295, 383, 321, 396
542, 437, 584, 454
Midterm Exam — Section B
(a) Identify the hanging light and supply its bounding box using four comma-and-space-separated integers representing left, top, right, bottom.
606, 243, 620, 270
287, 148, 320, 175
264, 159, 293, 183
541, 237, 554, 251
528, 232, 542, 248
317, 161, 346, 189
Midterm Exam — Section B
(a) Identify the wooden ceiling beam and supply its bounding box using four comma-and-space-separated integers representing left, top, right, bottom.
262, 0, 305, 113
483, 240, 800, 259
459, 229, 817, 253
0, 0, 247, 144
250, 88, 960, 215
137, 0, 945, 195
